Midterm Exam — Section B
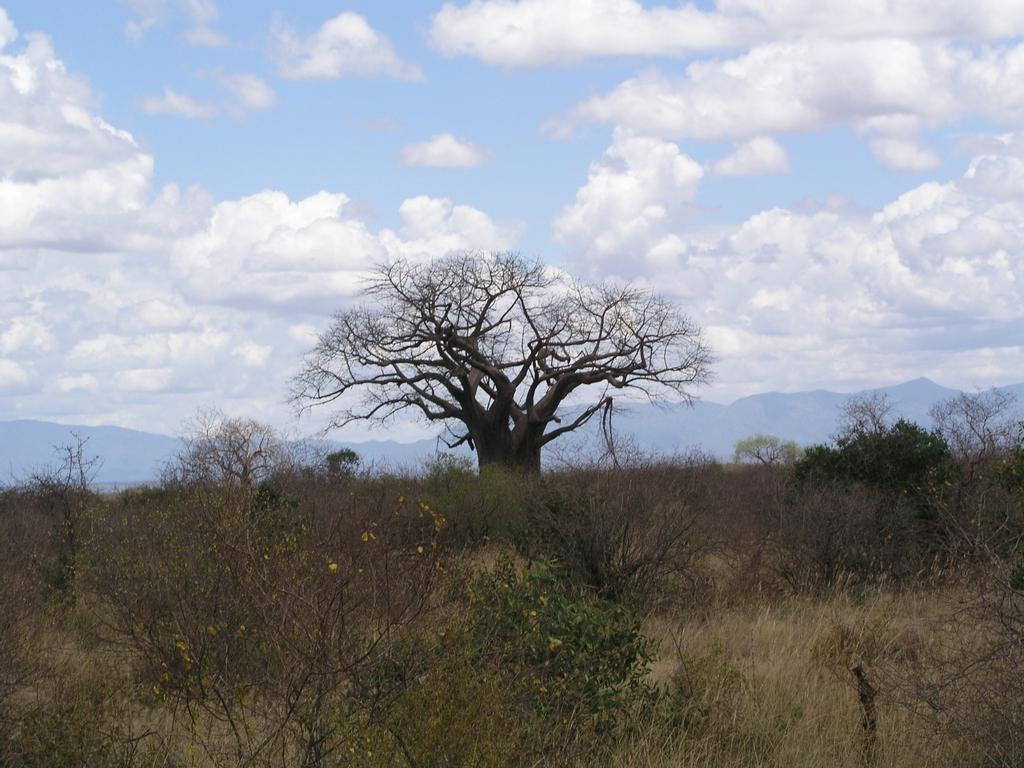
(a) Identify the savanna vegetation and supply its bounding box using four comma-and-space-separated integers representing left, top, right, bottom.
0, 389, 1022, 767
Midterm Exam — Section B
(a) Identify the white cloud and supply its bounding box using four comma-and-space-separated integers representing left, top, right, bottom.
553, 39, 964, 141
54, 374, 98, 393
430, 0, 1024, 68
124, 0, 229, 45
557, 131, 1024, 398
721, 0, 1024, 41
0, 8, 16, 49
554, 130, 703, 269
430, 0, 757, 67
141, 87, 218, 118
142, 74, 275, 118
0, 21, 362, 430
400, 133, 490, 167
550, 36, 1024, 170
869, 136, 942, 171
124, 0, 162, 41
115, 367, 174, 393
213, 73, 275, 111
172, 190, 516, 310
275, 12, 423, 81
0, 31, 142, 180
68, 330, 231, 370
182, 0, 217, 26
0, 317, 54, 355
117, 299, 194, 333
287, 324, 319, 347
711, 136, 790, 176
0, 359, 28, 390
184, 26, 229, 47
382, 195, 516, 260
0, 28, 206, 253
232, 341, 272, 368
171, 191, 386, 308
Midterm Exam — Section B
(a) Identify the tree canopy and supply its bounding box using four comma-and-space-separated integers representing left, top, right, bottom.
292, 252, 712, 470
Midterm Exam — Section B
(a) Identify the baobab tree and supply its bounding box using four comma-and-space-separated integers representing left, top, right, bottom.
292, 252, 712, 471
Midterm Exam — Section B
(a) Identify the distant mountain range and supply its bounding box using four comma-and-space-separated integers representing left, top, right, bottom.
2, 378, 1021, 485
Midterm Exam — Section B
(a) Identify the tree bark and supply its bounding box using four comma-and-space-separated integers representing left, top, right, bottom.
471, 421, 543, 472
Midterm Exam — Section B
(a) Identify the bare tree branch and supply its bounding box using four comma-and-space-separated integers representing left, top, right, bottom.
292, 252, 713, 470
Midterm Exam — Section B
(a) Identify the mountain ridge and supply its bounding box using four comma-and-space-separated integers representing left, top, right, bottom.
2, 378, 1020, 484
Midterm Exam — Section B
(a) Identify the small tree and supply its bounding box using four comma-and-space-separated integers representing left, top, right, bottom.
795, 417, 951, 496
734, 434, 801, 466
29, 434, 100, 604
930, 389, 1018, 474
324, 447, 361, 478
292, 252, 712, 471
837, 391, 893, 438
170, 408, 291, 490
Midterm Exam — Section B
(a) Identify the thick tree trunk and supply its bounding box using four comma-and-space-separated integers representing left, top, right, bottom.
471, 422, 542, 472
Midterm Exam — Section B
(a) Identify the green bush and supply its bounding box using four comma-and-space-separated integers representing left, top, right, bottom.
337, 636, 531, 768
794, 418, 952, 499
248, 481, 304, 545
1, 672, 168, 768
421, 461, 533, 545
467, 558, 656, 730
1002, 423, 1024, 494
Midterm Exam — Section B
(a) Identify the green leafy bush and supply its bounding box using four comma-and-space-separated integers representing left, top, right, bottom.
794, 418, 952, 499
421, 461, 532, 545
1, 670, 168, 768
337, 636, 530, 768
1002, 423, 1024, 494
467, 558, 656, 730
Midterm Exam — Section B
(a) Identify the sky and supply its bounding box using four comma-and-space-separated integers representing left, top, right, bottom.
1, 0, 1023, 441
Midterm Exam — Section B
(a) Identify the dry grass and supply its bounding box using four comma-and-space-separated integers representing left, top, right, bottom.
3, 452, 1018, 767
595, 587, 974, 768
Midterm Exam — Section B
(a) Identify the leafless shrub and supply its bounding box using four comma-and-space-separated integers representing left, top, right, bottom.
930, 389, 1018, 468
25, 434, 101, 604
775, 483, 928, 589
880, 554, 1024, 767
0, 490, 47, 740
930, 389, 1021, 553
84, 476, 444, 765
839, 392, 894, 438
522, 460, 710, 606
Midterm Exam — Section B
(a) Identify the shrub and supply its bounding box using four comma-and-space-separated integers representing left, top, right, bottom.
0, 490, 47, 737
337, 635, 531, 768
788, 418, 954, 584
420, 461, 533, 546
881, 559, 1024, 767
794, 418, 952, 500
82, 480, 443, 765
521, 464, 706, 605
776, 483, 929, 587
1, 671, 168, 768
324, 447, 361, 478
26, 436, 102, 605
466, 558, 656, 731
1004, 423, 1024, 493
